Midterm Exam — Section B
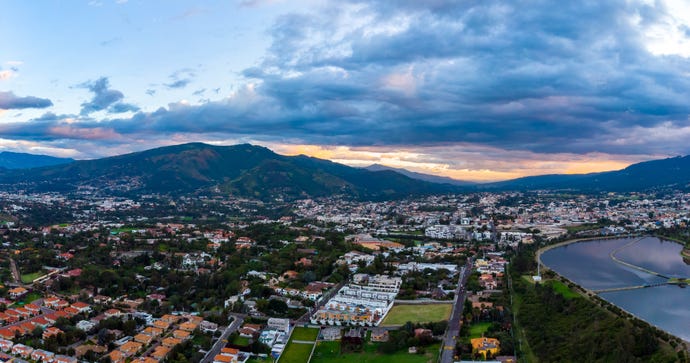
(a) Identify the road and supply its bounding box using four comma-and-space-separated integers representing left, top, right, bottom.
9, 258, 22, 286
439, 257, 472, 363
200, 313, 245, 363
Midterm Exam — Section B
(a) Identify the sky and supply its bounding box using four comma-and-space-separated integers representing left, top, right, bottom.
2, 0, 690, 182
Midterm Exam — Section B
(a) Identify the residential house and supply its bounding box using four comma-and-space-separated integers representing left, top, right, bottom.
53, 355, 78, 363
370, 328, 389, 342
134, 333, 154, 345
11, 344, 33, 359
0, 339, 12, 352
470, 337, 500, 359
30, 349, 55, 362
43, 327, 63, 340
8, 287, 27, 300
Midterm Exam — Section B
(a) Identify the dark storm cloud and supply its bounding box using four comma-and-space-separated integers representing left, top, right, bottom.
7, 0, 690, 158
79, 77, 126, 115
0, 91, 53, 110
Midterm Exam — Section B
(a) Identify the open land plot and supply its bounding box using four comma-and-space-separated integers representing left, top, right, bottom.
381, 304, 452, 326
279, 341, 314, 363
310, 341, 440, 363
290, 327, 320, 341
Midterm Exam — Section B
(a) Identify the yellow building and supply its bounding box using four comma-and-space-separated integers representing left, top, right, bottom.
470, 337, 500, 359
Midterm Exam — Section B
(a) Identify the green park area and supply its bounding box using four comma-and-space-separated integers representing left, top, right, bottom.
468, 322, 492, 339
311, 340, 439, 363
278, 327, 319, 363
381, 304, 452, 326
549, 280, 579, 299
20, 271, 45, 284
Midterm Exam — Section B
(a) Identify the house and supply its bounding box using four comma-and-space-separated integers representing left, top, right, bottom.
31, 317, 51, 328
0, 339, 12, 352
179, 321, 198, 332
134, 333, 154, 345
104, 308, 121, 318
11, 344, 33, 359
53, 355, 78, 363
76, 320, 96, 332
71, 302, 91, 314
132, 357, 158, 363
267, 318, 290, 333
24, 304, 41, 315
8, 287, 28, 300
161, 337, 181, 348
321, 327, 341, 341
200, 320, 218, 333
109, 350, 125, 363
153, 320, 171, 331
173, 330, 191, 340
142, 326, 164, 338
238, 323, 261, 338
213, 354, 235, 363
119, 341, 143, 357
161, 314, 181, 324
43, 327, 63, 340
470, 337, 500, 359
370, 328, 389, 342
62, 307, 80, 316
414, 328, 432, 339
0, 330, 13, 341
150, 345, 171, 360
30, 349, 55, 362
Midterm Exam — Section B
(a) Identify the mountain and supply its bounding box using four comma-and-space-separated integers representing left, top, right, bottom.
0, 151, 74, 169
364, 164, 475, 186
482, 155, 690, 192
0, 143, 458, 199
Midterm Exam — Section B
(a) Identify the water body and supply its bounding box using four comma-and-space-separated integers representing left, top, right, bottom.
541, 236, 690, 341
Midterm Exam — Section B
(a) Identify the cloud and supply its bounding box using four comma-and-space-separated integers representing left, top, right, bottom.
165, 69, 195, 89
5, 0, 690, 172
0, 91, 53, 110
79, 77, 137, 115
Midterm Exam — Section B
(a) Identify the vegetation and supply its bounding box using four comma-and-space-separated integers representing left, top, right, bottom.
381, 304, 452, 326
311, 340, 439, 363
279, 341, 314, 363
510, 246, 686, 362
290, 327, 320, 341
548, 280, 579, 299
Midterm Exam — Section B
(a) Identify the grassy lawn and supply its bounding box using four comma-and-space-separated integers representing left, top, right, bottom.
247, 358, 275, 363
381, 304, 452, 326
279, 341, 314, 363
20, 271, 44, 284
311, 341, 440, 363
549, 280, 579, 299
232, 335, 251, 346
290, 327, 319, 341
468, 322, 492, 339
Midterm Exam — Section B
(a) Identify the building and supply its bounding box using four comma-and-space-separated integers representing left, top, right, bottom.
267, 317, 290, 333
471, 337, 500, 359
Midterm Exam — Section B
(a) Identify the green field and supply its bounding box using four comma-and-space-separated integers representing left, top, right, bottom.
290, 327, 319, 341
279, 341, 314, 363
311, 341, 439, 363
232, 335, 250, 346
20, 271, 45, 284
381, 304, 452, 326
469, 322, 492, 339
549, 280, 579, 299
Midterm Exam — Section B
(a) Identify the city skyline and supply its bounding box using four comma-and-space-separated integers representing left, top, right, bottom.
2, 0, 690, 181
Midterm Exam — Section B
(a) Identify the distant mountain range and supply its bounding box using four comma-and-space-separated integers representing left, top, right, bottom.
0, 143, 688, 198
0, 143, 455, 199
364, 164, 475, 186
0, 151, 74, 170
481, 155, 690, 192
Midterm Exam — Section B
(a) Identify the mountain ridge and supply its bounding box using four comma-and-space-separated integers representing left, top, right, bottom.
0, 151, 74, 170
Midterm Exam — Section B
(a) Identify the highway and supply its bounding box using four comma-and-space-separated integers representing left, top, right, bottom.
440, 257, 472, 363
200, 313, 245, 363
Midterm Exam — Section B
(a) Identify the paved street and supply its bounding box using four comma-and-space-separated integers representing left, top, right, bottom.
200, 313, 245, 363
440, 258, 472, 363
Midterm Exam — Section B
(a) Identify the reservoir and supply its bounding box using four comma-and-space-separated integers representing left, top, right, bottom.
540, 236, 690, 341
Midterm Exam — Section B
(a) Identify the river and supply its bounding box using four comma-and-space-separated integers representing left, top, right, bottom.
540, 236, 690, 341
